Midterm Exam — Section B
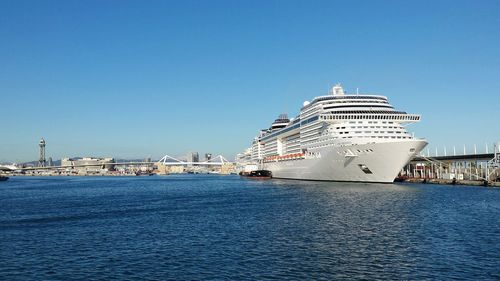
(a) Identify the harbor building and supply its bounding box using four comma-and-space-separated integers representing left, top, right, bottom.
187, 152, 199, 166
61, 157, 115, 174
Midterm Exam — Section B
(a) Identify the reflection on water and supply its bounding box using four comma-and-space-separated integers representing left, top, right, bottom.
0, 175, 499, 280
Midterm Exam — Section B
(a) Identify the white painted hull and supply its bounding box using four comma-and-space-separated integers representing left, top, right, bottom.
261, 139, 427, 183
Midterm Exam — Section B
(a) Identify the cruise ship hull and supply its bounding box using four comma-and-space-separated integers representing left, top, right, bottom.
262, 139, 427, 183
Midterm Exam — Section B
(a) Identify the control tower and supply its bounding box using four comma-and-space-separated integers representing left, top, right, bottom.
38, 138, 46, 167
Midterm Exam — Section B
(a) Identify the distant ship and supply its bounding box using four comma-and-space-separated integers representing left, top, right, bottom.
239, 84, 427, 183
0, 176, 9, 181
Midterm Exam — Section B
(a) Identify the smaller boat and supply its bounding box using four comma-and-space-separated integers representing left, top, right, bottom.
0, 176, 9, 181
241, 170, 272, 179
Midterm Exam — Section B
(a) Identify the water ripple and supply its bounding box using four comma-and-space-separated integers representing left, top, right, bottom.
0, 176, 499, 280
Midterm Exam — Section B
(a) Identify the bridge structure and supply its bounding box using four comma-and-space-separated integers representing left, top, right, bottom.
157, 155, 232, 166
405, 143, 500, 182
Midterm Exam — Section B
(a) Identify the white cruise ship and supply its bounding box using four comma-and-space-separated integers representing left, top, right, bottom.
243, 84, 427, 183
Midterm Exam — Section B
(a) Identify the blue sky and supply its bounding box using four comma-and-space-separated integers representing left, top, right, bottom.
1, 0, 499, 162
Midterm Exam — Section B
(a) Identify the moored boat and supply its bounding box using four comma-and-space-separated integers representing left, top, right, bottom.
241, 170, 272, 179
239, 83, 427, 183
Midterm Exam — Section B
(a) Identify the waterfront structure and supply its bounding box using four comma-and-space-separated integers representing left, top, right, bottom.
158, 154, 230, 166
186, 152, 199, 166
406, 142, 500, 182
242, 84, 427, 183
61, 157, 115, 174
38, 138, 46, 167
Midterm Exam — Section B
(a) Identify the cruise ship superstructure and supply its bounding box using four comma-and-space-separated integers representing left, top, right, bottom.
244, 84, 427, 183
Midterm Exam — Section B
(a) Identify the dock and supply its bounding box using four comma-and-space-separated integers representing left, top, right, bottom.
400, 143, 500, 186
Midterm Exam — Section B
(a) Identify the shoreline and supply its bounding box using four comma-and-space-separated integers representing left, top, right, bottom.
401, 177, 500, 187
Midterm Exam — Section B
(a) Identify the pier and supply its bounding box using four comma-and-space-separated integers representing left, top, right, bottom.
401, 143, 500, 186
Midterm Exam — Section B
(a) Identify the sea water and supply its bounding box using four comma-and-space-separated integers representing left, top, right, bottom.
1, 175, 499, 280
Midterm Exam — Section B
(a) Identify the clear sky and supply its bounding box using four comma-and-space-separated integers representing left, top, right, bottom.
1, 0, 499, 162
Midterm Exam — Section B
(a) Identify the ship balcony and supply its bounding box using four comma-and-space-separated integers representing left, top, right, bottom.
319, 113, 420, 123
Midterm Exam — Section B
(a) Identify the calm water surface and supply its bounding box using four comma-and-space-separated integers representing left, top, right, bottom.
0, 175, 499, 280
